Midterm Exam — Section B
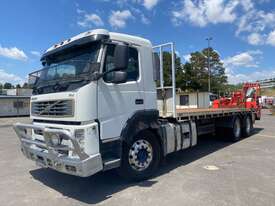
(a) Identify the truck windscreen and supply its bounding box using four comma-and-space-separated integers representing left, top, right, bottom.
31, 42, 100, 94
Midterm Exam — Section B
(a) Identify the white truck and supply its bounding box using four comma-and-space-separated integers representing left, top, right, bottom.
14, 29, 257, 181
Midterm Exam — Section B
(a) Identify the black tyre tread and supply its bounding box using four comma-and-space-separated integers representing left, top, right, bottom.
242, 115, 253, 137
229, 116, 241, 142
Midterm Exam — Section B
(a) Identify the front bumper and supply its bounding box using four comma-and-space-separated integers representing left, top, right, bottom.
13, 123, 103, 177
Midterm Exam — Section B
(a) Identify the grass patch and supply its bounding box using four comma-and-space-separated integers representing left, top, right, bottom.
271, 106, 275, 116
261, 88, 275, 96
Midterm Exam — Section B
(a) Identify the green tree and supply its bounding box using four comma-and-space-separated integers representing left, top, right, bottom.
162, 51, 182, 87
181, 62, 201, 91
184, 47, 227, 93
16, 84, 21, 89
22, 82, 29, 89
160, 48, 228, 94
221, 83, 242, 96
3, 82, 13, 89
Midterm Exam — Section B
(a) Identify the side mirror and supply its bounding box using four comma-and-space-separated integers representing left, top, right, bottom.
105, 71, 127, 84
113, 44, 129, 70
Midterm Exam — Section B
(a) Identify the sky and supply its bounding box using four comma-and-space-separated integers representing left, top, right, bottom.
0, 0, 275, 85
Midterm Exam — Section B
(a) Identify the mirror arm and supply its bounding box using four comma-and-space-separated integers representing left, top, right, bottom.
92, 68, 122, 81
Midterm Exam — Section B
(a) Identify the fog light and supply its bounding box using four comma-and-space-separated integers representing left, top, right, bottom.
65, 165, 77, 173
75, 129, 85, 139
75, 129, 85, 147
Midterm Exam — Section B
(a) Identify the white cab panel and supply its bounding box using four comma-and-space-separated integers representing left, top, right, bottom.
140, 46, 157, 111
30, 82, 98, 122
97, 79, 145, 140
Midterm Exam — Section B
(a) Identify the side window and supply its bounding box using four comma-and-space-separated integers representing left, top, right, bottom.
103, 45, 139, 82
127, 47, 139, 81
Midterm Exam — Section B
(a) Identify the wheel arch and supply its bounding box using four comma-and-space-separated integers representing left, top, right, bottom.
215, 114, 242, 128
120, 110, 164, 157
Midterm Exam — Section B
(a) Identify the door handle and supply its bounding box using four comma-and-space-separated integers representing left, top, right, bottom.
135, 99, 144, 105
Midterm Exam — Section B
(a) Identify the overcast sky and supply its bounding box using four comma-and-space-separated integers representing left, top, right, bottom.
0, 0, 275, 85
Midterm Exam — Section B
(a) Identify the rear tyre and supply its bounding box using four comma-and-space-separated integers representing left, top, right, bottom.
118, 130, 161, 181
229, 116, 242, 142
255, 112, 261, 120
242, 115, 253, 137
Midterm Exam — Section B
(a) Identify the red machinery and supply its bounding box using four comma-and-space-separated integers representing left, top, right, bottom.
213, 83, 261, 120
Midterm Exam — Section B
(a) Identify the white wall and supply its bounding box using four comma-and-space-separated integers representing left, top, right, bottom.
0, 98, 30, 116
6, 89, 17, 96
6, 89, 32, 96
176, 92, 210, 109
198, 92, 211, 108
157, 88, 211, 116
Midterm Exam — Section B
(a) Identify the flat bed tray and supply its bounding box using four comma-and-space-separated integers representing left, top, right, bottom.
175, 107, 252, 120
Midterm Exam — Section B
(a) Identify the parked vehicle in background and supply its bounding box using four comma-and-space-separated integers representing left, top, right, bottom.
261, 96, 274, 109
13, 29, 261, 181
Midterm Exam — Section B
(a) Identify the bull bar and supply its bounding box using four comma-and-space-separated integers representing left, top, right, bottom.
13, 123, 103, 177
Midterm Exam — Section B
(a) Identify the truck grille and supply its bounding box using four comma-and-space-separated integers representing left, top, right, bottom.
31, 100, 74, 117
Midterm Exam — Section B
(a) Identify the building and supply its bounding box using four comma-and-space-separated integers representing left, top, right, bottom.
176, 91, 211, 109
0, 96, 30, 117
257, 78, 275, 89
157, 88, 212, 116
0, 88, 32, 117
3, 88, 32, 96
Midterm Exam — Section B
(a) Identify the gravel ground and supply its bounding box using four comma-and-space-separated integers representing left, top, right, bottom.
0, 116, 31, 128
1, 110, 275, 206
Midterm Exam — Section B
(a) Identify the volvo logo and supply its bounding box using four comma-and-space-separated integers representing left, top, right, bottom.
39, 100, 62, 115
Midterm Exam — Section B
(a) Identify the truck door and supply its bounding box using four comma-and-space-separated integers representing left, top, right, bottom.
97, 44, 144, 140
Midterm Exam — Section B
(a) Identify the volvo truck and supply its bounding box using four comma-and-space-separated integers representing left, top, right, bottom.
13, 29, 259, 180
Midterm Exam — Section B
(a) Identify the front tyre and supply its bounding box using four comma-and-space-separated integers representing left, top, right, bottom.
118, 130, 161, 181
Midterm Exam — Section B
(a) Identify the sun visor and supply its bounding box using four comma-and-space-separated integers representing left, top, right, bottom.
41, 33, 109, 61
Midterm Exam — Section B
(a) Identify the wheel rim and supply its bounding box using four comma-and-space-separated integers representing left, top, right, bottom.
234, 118, 241, 138
128, 139, 153, 171
246, 117, 251, 134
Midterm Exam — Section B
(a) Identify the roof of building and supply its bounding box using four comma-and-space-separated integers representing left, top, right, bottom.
0, 95, 31, 99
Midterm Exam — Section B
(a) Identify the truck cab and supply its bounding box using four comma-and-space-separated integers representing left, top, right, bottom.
14, 29, 164, 179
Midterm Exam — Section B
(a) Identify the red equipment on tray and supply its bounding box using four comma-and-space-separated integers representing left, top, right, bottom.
213, 83, 261, 120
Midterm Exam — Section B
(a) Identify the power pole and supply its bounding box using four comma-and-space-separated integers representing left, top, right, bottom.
206, 37, 212, 93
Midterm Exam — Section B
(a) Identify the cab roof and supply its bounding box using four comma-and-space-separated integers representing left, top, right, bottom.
43, 29, 152, 58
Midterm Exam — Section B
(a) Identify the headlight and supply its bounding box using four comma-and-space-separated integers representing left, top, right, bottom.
75, 129, 85, 139
75, 129, 85, 147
